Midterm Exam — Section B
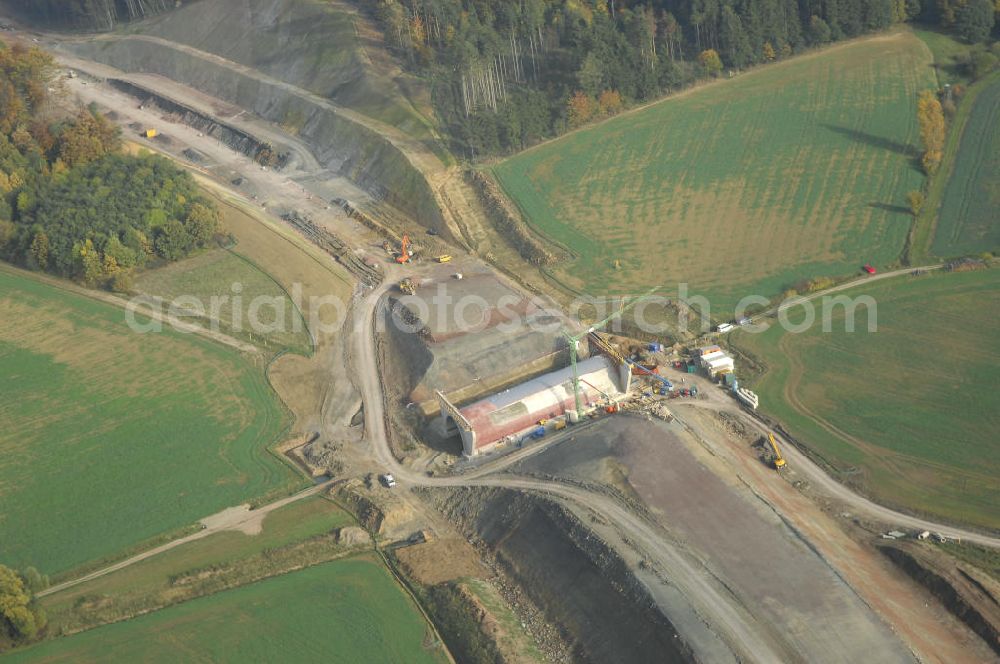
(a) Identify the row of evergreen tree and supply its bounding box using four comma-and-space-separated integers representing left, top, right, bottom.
6, 0, 173, 30
370, 0, 997, 156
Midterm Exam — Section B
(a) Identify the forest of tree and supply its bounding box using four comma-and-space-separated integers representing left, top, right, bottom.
6, 0, 174, 30
369, 0, 999, 156
0, 41, 220, 290
9, 1, 996, 157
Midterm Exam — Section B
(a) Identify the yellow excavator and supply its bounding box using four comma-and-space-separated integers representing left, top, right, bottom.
766, 432, 787, 470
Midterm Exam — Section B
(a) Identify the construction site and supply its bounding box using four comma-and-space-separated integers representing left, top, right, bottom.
374, 275, 998, 661
4, 1, 997, 662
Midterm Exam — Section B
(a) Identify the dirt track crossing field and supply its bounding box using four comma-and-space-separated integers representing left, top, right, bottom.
13, 558, 449, 664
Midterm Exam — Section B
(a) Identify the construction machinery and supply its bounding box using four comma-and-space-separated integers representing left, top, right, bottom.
384, 235, 414, 263
590, 332, 673, 392
765, 432, 787, 470
435, 254, 452, 263
563, 288, 658, 417
396, 235, 412, 263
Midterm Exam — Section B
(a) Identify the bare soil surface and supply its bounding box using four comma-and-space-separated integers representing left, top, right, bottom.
394, 537, 483, 586
516, 416, 915, 664
430, 486, 695, 664
382, 270, 568, 408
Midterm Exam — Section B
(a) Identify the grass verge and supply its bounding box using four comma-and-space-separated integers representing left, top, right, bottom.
8, 556, 449, 663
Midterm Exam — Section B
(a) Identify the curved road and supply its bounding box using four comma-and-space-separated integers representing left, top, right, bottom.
350, 272, 785, 663
752, 264, 944, 324
673, 394, 1000, 549
351, 267, 1000, 660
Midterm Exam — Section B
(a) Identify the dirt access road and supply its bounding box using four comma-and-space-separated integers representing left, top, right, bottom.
670, 374, 1000, 549
37, 479, 337, 598
751, 264, 944, 324
351, 274, 786, 663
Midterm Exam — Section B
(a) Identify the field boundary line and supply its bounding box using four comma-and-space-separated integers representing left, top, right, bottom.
38, 479, 340, 598
909, 70, 1000, 262
327, 492, 458, 664
0, 261, 259, 354
225, 248, 316, 356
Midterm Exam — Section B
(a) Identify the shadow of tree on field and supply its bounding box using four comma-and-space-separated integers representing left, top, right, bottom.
868, 202, 911, 215
821, 124, 917, 157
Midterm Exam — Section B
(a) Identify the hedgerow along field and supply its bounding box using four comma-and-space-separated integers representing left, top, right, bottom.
0, 266, 305, 575
931, 73, 1000, 257
7, 557, 449, 664
40, 496, 354, 635
492, 33, 935, 311
734, 269, 1000, 529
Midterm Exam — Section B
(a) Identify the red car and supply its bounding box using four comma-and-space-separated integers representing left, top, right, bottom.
862, 264, 876, 275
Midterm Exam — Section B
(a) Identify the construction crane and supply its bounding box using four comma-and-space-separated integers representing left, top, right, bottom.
395, 234, 412, 264
563, 288, 657, 418
766, 432, 787, 470
590, 332, 673, 393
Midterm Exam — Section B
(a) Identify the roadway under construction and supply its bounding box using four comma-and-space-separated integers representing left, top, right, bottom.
43, 9, 1000, 661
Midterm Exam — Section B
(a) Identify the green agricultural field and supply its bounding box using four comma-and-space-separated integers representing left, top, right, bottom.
41, 496, 355, 634
734, 269, 1000, 529
931, 74, 1000, 257
134, 249, 313, 354
6, 557, 449, 664
0, 267, 304, 575
493, 32, 935, 311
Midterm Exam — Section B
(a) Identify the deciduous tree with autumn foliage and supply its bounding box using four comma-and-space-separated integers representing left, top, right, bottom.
917, 89, 946, 174
0, 40, 220, 288
567, 91, 596, 128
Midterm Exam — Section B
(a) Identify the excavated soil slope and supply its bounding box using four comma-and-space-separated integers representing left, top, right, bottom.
516, 416, 916, 664
65, 0, 445, 229
381, 271, 565, 409
429, 486, 694, 664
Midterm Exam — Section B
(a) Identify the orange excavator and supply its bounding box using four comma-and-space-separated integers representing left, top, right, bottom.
395, 235, 412, 264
